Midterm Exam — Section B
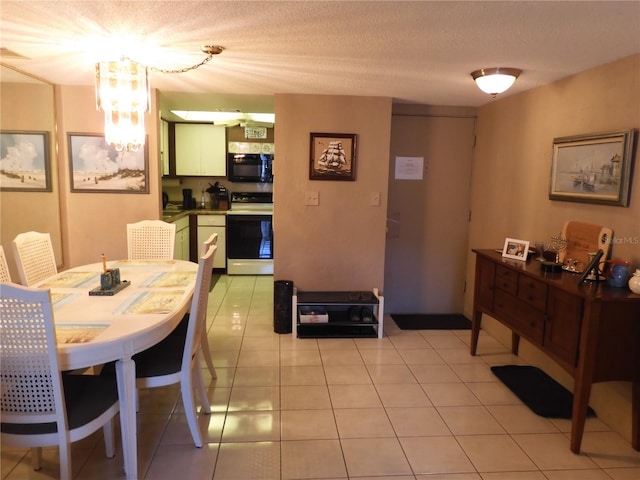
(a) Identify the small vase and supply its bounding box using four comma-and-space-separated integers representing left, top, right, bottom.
629, 269, 640, 294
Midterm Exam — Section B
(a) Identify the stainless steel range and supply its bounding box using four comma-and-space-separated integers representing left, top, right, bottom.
226, 192, 273, 275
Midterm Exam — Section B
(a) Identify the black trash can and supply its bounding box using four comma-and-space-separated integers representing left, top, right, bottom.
274, 280, 294, 334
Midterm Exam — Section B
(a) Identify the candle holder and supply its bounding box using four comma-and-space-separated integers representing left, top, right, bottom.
100, 272, 114, 290
549, 233, 568, 264
109, 268, 121, 285
96, 254, 124, 293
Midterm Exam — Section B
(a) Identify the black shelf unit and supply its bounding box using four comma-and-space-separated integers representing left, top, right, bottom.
292, 290, 384, 339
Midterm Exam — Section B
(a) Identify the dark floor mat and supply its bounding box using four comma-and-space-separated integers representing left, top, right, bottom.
391, 313, 471, 330
491, 365, 595, 418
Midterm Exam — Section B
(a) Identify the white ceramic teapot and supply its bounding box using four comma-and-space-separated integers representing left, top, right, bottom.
629, 268, 640, 294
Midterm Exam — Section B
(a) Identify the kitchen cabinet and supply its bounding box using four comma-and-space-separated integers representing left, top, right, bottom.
175, 124, 226, 176
161, 119, 169, 176
196, 214, 226, 270
173, 216, 190, 261
292, 289, 384, 339
470, 249, 640, 454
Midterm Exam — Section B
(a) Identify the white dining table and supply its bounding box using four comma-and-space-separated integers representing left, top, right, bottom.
36, 259, 198, 480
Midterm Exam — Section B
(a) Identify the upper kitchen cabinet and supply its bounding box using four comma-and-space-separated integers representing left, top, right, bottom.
175, 123, 226, 176
160, 119, 170, 176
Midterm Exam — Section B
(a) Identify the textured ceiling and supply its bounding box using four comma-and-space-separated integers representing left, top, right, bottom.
1, 1, 639, 117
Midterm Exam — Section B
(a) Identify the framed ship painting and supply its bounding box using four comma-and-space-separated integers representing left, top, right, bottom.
548, 129, 636, 206
68, 133, 149, 193
0, 131, 51, 192
310, 132, 357, 181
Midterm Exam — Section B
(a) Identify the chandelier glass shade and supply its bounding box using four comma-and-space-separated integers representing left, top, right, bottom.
471, 67, 522, 97
95, 58, 150, 152
94, 46, 222, 152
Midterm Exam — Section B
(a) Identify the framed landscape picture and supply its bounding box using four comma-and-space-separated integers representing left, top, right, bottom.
0, 131, 51, 192
310, 132, 357, 180
548, 129, 636, 207
68, 133, 149, 193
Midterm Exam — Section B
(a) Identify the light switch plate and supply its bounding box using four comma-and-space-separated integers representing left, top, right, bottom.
369, 191, 381, 206
305, 191, 319, 206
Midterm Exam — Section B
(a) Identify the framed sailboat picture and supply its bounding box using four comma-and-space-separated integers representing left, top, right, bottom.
548, 129, 636, 206
310, 132, 357, 181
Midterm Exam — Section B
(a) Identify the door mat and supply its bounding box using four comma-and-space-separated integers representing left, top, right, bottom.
391, 313, 471, 330
491, 365, 595, 419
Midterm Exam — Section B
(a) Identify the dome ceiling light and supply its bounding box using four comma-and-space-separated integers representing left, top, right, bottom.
471, 67, 522, 98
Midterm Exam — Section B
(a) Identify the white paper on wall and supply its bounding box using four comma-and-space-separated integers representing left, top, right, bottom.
395, 156, 424, 180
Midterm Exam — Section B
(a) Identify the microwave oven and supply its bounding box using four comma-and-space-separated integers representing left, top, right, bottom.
227, 153, 273, 183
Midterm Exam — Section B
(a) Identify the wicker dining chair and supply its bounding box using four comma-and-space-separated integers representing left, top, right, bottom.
0, 284, 120, 480
126, 220, 176, 260
104, 244, 216, 447
11, 231, 58, 286
0, 245, 12, 283
201, 232, 218, 256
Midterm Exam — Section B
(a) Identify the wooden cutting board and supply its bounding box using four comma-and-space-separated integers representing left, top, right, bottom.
559, 221, 612, 272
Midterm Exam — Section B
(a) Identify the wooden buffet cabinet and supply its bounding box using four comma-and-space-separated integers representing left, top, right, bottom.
471, 249, 640, 454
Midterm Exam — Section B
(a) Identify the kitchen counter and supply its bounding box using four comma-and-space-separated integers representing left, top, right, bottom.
162, 209, 228, 222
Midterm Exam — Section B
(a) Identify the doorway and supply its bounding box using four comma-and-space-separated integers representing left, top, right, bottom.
384, 111, 475, 314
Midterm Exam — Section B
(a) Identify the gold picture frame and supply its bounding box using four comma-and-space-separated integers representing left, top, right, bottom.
548, 129, 636, 207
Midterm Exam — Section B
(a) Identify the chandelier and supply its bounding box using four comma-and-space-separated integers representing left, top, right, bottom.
95, 45, 224, 152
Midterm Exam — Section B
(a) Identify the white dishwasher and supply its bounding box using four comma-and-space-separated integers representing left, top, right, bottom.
196, 214, 226, 270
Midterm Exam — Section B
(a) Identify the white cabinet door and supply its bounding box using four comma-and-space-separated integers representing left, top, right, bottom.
179, 228, 190, 261
212, 226, 225, 269
197, 215, 226, 269
175, 124, 226, 176
161, 119, 170, 176
173, 216, 190, 261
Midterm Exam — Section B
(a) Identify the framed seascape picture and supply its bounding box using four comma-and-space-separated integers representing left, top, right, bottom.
548, 129, 636, 207
310, 132, 357, 180
68, 133, 149, 193
0, 131, 51, 192
502, 238, 529, 261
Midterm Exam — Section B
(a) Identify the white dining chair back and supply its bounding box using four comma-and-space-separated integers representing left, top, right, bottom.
200, 232, 218, 256
11, 231, 57, 286
126, 220, 176, 260
199, 233, 218, 378
0, 245, 12, 283
0, 284, 119, 480
126, 244, 217, 447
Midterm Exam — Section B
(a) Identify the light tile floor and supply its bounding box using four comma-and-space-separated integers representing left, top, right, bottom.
3, 275, 640, 480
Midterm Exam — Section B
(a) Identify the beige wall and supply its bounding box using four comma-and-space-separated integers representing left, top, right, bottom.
55, 85, 162, 267
273, 94, 392, 291
0, 81, 62, 280
465, 54, 640, 442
